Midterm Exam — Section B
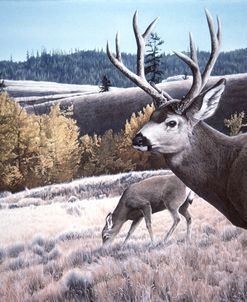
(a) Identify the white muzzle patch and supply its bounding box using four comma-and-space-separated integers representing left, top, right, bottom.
133, 145, 148, 151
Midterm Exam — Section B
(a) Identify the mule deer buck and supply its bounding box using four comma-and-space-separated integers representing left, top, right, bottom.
107, 10, 247, 229
102, 174, 194, 245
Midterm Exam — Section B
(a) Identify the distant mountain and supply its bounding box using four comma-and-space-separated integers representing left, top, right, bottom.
0, 48, 247, 87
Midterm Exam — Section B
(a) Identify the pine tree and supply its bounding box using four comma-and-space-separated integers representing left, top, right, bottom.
145, 32, 164, 84
99, 75, 111, 92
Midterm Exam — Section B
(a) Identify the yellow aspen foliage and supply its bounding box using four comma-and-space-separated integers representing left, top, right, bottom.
224, 111, 247, 136
117, 103, 156, 170
79, 133, 101, 176
44, 104, 80, 183
0, 93, 80, 191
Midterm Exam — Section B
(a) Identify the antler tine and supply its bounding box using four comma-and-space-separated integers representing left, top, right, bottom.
201, 9, 222, 89
133, 11, 159, 79
107, 11, 172, 106
150, 81, 172, 101
115, 32, 122, 62
174, 32, 202, 106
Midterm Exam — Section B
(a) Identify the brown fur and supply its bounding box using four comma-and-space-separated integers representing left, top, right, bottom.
102, 174, 193, 245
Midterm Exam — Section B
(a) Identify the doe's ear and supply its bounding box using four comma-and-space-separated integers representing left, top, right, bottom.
106, 212, 113, 229
186, 78, 226, 121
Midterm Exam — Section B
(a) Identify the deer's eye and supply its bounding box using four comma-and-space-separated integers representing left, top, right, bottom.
166, 120, 177, 128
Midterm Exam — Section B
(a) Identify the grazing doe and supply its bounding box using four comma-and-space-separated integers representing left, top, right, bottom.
102, 174, 194, 245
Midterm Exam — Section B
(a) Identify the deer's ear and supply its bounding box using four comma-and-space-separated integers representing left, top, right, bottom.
106, 212, 113, 229
186, 79, 226, 121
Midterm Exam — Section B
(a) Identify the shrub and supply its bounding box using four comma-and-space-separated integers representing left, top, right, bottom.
32, 245, 44, 257
220, 226, 242, 242
0, 247, 6, 264
44, 239, 56, 253
7, 243, 25, 258
48, 248, 61, 262
8, 258, 27, 271
224, 111, 247, 136
68, 250, 93, 267
60, 269, 95, 302
32, 236, 45, 247
201, 223, 216, 236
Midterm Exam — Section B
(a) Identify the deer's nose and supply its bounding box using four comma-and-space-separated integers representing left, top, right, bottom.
132, 133, 150, 147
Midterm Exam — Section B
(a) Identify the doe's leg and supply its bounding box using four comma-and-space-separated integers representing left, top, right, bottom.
179, 203, 192, 242
123, 217, 143, 245
164, 209, 181, 242
141, 204, 154, 242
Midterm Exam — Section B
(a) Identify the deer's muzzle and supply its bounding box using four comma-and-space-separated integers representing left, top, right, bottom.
132, 133, 152, 151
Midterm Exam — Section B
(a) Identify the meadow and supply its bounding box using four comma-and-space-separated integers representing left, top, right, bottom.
0, 171, 246, 302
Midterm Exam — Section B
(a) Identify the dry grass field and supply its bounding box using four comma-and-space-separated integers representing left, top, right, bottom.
0, 173, 247, 302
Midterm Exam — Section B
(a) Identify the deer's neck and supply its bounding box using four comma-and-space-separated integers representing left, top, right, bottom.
166, 121, 241, 220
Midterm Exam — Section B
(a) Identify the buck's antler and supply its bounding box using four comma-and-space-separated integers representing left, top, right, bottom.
175, 9, 222, 112
107, 10, 221, 113
107, 11, 180, 108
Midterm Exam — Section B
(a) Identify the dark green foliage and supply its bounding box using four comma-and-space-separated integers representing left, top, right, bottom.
99, 74, 111, 92
1, 48, 247, 87
145, 32, 164, 84
0, 79, 5, 92
0, 50, 136, 88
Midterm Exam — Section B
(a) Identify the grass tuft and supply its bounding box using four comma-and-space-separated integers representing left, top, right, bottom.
58, 231, 83, 242
43, 261, 64, 281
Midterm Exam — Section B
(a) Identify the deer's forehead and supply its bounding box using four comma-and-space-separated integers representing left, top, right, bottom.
151, 110, 183, 124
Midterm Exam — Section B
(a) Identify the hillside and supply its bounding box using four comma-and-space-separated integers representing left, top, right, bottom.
1, 48, 247, 87
4, 79, 120, 106
8, 73, 246, 136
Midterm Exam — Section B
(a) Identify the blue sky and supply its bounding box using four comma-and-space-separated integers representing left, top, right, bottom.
1, 0, 246, 61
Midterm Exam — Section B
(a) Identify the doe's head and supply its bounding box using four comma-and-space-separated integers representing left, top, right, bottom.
102, 212, 114, 245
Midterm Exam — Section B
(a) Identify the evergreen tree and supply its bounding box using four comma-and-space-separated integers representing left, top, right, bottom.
145, 32, 164, 83
0, 48, 247, 87
99, 75, 111, 92
0, 79, 5, 92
